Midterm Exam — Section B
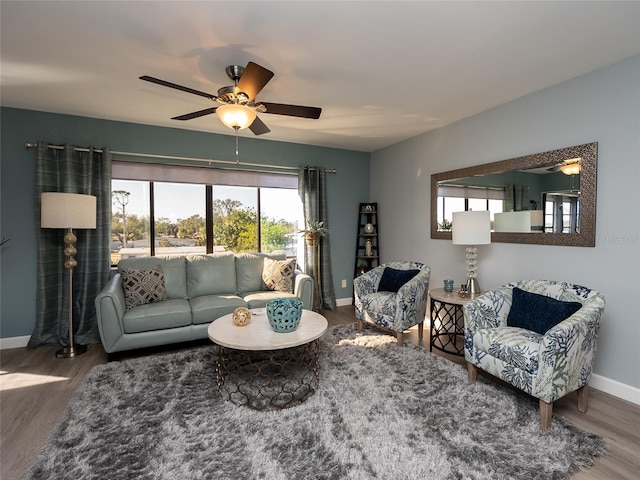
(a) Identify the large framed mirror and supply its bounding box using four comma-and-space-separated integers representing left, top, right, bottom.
431, 142, 597, 246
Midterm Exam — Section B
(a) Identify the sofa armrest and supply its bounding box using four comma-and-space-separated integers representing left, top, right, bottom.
95, 273, 127, 353
294, 270, 314, 310
534, 295, 605, 402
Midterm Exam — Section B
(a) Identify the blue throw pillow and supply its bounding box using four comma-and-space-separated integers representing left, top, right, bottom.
377, 268, 420, 293
507, 287, 582, 334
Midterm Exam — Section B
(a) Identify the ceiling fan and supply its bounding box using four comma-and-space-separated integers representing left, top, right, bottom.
140, 62, 322, 135
547, 157, 582, 175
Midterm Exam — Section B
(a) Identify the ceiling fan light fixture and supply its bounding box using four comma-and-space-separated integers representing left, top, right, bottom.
560, 161, 581, 176
216, 104, 256, 130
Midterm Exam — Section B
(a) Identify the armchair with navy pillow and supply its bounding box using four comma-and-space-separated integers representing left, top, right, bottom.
463, 279, 605, 431
353, 261, 431, 346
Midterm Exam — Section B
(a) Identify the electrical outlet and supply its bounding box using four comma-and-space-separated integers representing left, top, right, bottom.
341, 279, 347, 288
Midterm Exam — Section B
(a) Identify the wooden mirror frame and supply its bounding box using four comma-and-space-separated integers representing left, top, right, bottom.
431, 142, 598, 247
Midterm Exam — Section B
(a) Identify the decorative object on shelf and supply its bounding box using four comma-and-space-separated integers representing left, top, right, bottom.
266, 298, 303, 332
452, 211, 491, 295
354, 202, 380, 288
365, 239, 373, 256
41, 192, 97, 359
443, 279, 454, 293
232, 307, 251, 326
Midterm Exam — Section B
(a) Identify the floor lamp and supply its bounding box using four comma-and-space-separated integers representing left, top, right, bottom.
41, 192, 97, 359
452, 210, 491, 295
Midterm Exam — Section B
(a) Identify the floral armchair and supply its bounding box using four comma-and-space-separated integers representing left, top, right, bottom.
354, 262, 431, 346
463, 279, 605, 431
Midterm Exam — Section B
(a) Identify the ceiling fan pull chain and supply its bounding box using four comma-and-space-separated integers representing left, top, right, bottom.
235, 126, 240, 164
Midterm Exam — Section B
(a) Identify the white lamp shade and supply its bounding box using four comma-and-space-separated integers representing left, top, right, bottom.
530, 210, 544, 229
494, 211, 532, 233
452, 211, 491, 245
216, 104, 257, 130
41, 192, 96, 229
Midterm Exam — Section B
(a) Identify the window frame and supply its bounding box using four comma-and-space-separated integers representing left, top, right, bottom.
111, 162, 300, 261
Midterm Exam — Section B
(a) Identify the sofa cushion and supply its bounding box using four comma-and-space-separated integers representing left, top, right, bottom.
118, 256, 187, 299
122, 299, 192, 333
262, 257, 296, 292
120, 265, 168, 310
190, 295, 247, 325
235, 252, 286, 295
507, 287, 582, 334
186, 253, 237, 297
378, 267, 420, 293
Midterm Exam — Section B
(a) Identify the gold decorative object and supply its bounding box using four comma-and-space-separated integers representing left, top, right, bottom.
232, 307, 251, 326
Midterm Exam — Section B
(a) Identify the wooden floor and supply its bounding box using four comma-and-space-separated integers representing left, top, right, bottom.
1, 306, 639, 480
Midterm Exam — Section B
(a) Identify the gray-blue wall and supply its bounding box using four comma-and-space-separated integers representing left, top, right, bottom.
371, 55, 640, 393
0, 108, 370, 339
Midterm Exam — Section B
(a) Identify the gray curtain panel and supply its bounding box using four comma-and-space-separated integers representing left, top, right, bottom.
298, 166, 336, 311
505, 184, 529, 211
29, 142, 112, 347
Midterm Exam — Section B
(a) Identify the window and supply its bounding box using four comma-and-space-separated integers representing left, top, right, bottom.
110, 162, 302, 265
155, 182, 206, 254
543, 192, 580, 234
437, 184, 505, 231
111, 180, 151, 263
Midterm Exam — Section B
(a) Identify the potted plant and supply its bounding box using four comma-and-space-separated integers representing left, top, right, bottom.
300, 220, 329, 246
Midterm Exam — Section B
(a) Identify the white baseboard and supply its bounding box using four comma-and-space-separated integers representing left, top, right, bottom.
590, 373, 640, 406
335, 297, 353, 307
0, 335, 30, 350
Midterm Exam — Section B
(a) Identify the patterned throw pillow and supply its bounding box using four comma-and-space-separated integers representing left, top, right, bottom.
261, 257, 296, 293
120, 265, 168, 310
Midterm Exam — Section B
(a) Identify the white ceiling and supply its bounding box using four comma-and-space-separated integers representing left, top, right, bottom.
2, 1, 639, 153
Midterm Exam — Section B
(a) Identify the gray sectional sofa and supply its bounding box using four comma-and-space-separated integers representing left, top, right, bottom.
95, 252, 313, 353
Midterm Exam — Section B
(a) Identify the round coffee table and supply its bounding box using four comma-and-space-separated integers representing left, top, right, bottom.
208, 308, 328, 410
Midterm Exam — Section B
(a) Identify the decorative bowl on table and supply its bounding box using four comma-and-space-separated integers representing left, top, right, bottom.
266, 298, 303, 333
232, 307, 251, 326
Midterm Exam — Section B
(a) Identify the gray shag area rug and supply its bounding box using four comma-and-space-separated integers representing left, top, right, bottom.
26, 324, 606, 479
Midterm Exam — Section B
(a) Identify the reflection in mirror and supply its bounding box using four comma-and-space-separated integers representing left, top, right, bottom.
431, 143, 597, 247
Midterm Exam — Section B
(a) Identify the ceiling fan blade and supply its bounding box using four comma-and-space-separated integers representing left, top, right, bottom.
248, 116, 271, 135
171, 107, 219, 121
236, 62, 274, 101
260, 102, 322, 119
140, 75, 216, 100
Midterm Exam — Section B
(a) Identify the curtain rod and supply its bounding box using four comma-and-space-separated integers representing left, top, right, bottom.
24, 142, 336, 174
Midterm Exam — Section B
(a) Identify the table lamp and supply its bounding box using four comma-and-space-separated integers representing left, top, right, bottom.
452, 210, 491, 295
41, 192, 97, 358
